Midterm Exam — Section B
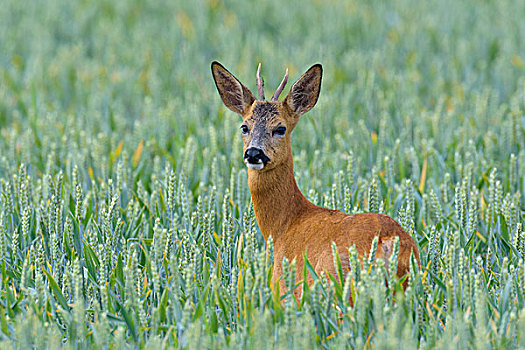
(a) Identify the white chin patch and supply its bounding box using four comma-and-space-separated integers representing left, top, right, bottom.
246, 162, 265, 170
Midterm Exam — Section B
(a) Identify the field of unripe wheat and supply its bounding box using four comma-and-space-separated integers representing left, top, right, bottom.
0, 0, 524, 348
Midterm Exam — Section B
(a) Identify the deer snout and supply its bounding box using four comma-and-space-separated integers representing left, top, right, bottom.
244, 147, 270, 170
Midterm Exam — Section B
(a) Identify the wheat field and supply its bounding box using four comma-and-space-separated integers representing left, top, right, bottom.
0, 0, 524, 348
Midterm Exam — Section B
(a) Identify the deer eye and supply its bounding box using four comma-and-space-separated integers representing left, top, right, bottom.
273, 126, 286, 137
241, 125, 249, 135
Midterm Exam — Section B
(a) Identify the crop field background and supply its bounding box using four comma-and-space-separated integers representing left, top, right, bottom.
0, 0, 524, 348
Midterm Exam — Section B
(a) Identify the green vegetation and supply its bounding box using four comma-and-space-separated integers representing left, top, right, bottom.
0, 0, 524, 348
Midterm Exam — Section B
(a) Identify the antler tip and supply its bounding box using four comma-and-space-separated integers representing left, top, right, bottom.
271, 68, 289, 101
256, 63, 265, 100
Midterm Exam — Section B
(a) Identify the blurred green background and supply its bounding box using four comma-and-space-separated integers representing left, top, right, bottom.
1, 0, 524, 179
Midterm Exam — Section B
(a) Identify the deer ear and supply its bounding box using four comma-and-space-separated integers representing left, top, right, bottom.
284, 64, 322, 116
211, 61, 255, 115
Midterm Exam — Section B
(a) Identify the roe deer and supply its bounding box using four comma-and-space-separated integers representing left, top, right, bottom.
211, 61, 420, 299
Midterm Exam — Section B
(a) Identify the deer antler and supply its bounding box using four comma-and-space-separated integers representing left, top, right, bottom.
271, 68, 288, 101
256, 63, 265, 101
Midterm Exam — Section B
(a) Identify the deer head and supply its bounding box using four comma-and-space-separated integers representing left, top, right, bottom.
211, 61, 322, 171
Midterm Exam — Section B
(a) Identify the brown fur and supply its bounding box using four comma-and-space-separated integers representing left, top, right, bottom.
211, 61, 420, 301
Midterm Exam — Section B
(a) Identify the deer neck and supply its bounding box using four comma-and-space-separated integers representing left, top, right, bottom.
247, 149, 310, 242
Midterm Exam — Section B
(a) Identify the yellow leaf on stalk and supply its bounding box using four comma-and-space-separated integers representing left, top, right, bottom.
143, 269, 149, 290
325, 331, 339, 341
421, 261, 430, 282
480, 192, 486, 209
132, 140, 144, 168
114, 140, 124, 158
371, 131, 378, 145
365, 330, 375, 347
419, 157, 427, 193
237, 233, 244, 261
144, 289, 152, 299
425, 302, 434, 318
476, 231, 487, 243
213, 231, 221, 244
350, 278, 356, 304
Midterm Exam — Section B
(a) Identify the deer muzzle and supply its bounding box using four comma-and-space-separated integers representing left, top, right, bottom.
244, 147, 270, 170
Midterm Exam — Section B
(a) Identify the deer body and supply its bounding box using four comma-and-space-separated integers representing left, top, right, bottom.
211, 61, 420, 297
248, 135, 418, 295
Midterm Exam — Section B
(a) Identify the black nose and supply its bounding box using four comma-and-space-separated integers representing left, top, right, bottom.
244, 147, 267, 164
